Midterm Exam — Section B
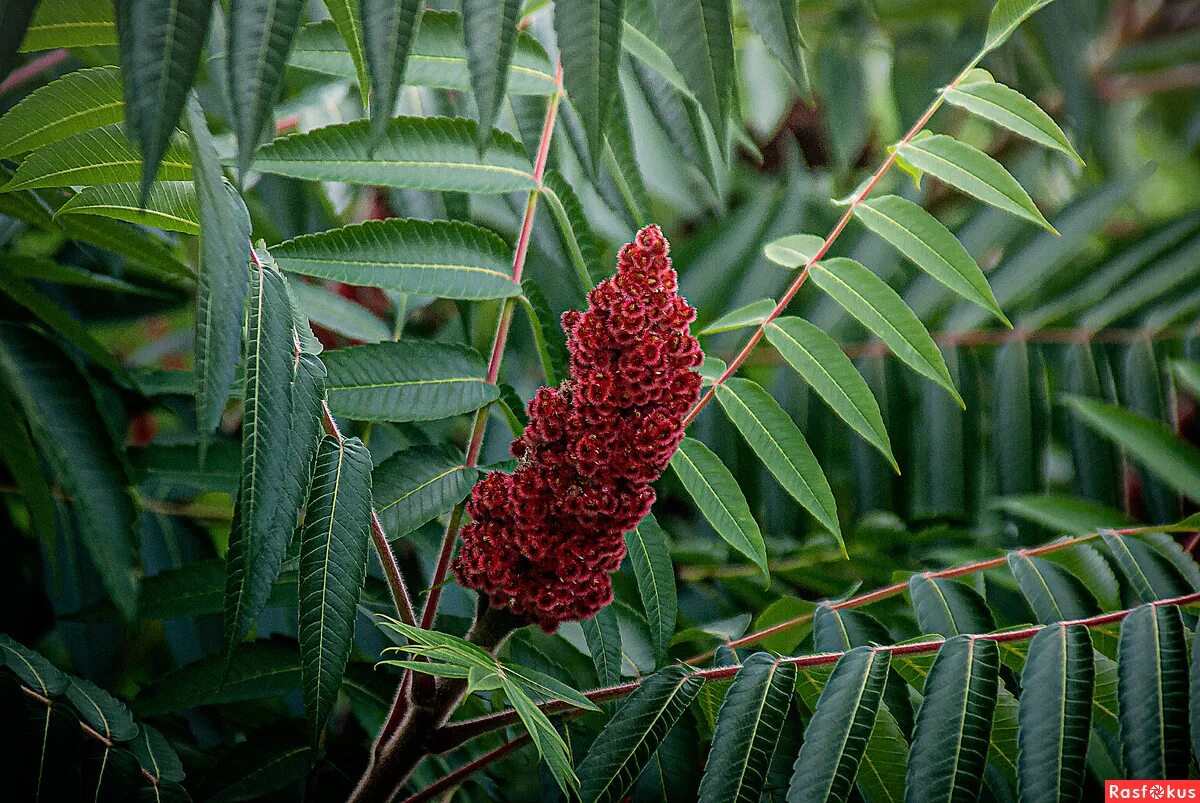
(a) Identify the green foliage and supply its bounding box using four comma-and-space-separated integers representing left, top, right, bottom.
3, 0, 1200, 800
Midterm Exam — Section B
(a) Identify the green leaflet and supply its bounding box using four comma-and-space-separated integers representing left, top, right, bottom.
1064, 395, 1200, 503
907, 575, 995, 638
992, 495, 1130, 534
463, 0, 522, 145
670, 437, 768, 578
651, 0, 734, 143
1017, 624, 1093, 802
581, 606, 623, 686
0, 67, 124, 158
626, 514, 678, 665
187, 98, 253, 450
360, 0, 423, 143
113, 0, 213, 199
895, 134, 1054, 231
1099, 528, 1159, 604
322, 0, 369, 95
905, 635, 999, 802
227, 0, 306, 176
0, 390, 56, 556
299, 436, 374, 744
224, 267, 326, 654
787, 647, 890, 803
740, 0, 808, 94
542, 169, 604, 290
130, 724, 186, 785
196, 726, 313, 802
576, 665, 703, 803
853, 195, 1007, 325
0, 324, 140, 620
715, 377, 841, 548
983, 0, 1055, 53
810, 258, 961, 405
700, 298, 776, 335
1007, 553, 1100, 624
136, 640, 302, 715
289, 280, 391, 343
57, 180, 200, 234
946, 69, 1082, 164
764, 316, 895, 469
1118, 604, 1190, 779
700, 653, 795, 803
764, 233, 825, 269
250, 116, 536, 193
555, 0, 625, 169
272, 217, 520, 300
1, 123, 192, 192
20, 0, 117, 50
321, 340, 498, 422
66, 677, 138, 742
372, 444, 478, 539
0, 633, 69, 697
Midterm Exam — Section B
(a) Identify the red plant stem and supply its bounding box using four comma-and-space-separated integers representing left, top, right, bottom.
401, 734, 532, 803
434, 588, 1200, 752
0, 49, 68, 95
1186, 531, 1200, 554
681, 65, 974, 429
420, 62, 564, 631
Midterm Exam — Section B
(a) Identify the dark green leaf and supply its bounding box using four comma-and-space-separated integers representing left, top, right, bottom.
56, 181, 200, 234
555, 0, 625, 169
0, 0, 36, 79
361, 0, 423, 144
299, 436, 373, 743
321, 340, 498, 422
131, 724, 185, 784
1007, 553, 1100, 624
66, 677, 137, 742
1099, 529, 1158, 604
373, 444, 477, 539
323, 0, 369, 94
542, 169, 604, 290
908, 575, 995, 637
582, 606, 623, 686
228, 0, 305, 176
651, 0, 733, 141
197, 725, 312, 803
905, 635, 1000, 802
136, 639, 301, 715
740, 0, 807, 93
0, 633, 68, 697
0, 390, 56, 555
1118, 604, 1189, 779
626, 514, 678, 665
463, 0, 522, 146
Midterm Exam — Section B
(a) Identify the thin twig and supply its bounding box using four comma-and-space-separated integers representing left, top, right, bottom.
420, 61, 565, 631
0, 49, 69, 95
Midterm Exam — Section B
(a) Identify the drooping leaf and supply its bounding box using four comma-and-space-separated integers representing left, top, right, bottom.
810, 257, 961, 404
0, 633, 68, 697
555, 0, 625, 170
542, 169, 604, 289
186, 98, 253, 450
1, 123, 192, 192
908, 575, 995, 637
323, 0, 369, 95
788, 646, 890, 803
576, 665, 703, 803
66, 677, 138, 742
372, 444, 477, 539
136, 639, 302, 715
905, 635, 1000, 802
651, 0, 733, 142
463, 0, 522, 146
740, 0, 807, 94
764, 233, 825, 269
895, 134, 1054, 231
670, 437, 768, 578
626, 514, 678, 666
299, 436, 374, 743
1007, 553, 1100, 624
699, 653, 795, 803
250, 116, 536, 193
57, 181, 200, 234
946, 69, 1081, 164
765, 316, 895, 469
582, 606, 623, 686
289, 280, 391, 343
360, 0, 423, 143
1118, 604, 1190, 779
272, 218, 519, 300
227, 0, 306, 176
983, 0, 1055, 54
321, 340, 497, 422
700, 298, 776, 335
224, 267, 326, 652
993, 339, 1041, 500
20, 0, 117, 50
716, 378, 841, 547
130, 724, 185, 785
1064, 395, 1200, 503
853, 195, 1007, 324
0, 324, 139, 620
113, 0, 213, 200
1017, 624, 1093, 803
0, 67, 124, 159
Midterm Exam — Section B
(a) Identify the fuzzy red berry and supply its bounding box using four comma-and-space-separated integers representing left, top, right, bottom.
453, 225, 702, 631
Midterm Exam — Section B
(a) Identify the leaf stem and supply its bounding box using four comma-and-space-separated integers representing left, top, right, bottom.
420, 61, 564, 631
681, 62, 977, 428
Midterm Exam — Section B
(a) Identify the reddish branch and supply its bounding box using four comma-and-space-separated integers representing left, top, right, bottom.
399, 734, 532, 803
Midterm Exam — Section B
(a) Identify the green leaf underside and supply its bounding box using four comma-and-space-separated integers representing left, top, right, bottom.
1, 123, 192, 192
670, 437, 769, 577
20, 0, 117, 51
984, 0, 1055, 53
716, 378, 841, 544
810, 257, 961, 405
250, 116, 535, 193
700, 298, 776, 335
299, 436, 374, 743
764, 317, 895, 469
946, 71, 1081, 163
272, 217, 519, 300
0, 66, 124, 158
896, 134, 1054, 231
321, 340, 497, 422
764, 233, 825, 269
57, 180, 200, 234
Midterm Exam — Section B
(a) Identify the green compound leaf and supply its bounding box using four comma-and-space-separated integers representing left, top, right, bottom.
946, 69, 1082, 164
1, 123, 192, 192
372, 444, 477, 539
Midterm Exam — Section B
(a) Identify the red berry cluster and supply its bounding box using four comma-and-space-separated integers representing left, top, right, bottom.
453, 225, 703, 631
